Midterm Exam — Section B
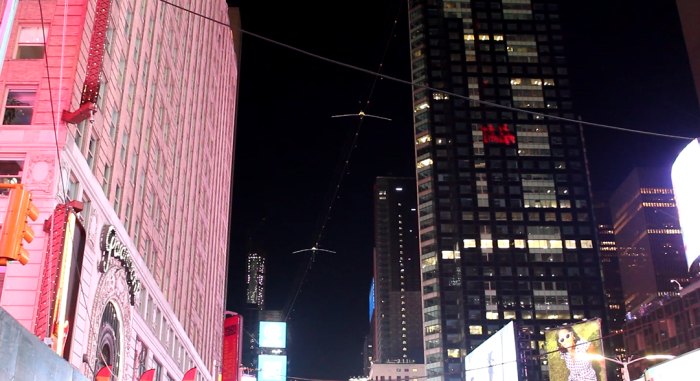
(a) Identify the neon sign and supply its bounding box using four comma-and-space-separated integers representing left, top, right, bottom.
482, 124, 516, 145
99, 225, 141, 305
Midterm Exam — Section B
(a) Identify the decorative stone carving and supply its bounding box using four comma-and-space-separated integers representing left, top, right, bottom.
87, 211, 100, 248
25, 154, 55, 193
84, 263, 133, 381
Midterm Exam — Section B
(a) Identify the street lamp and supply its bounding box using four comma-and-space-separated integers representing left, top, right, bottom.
580, 354, 674, 381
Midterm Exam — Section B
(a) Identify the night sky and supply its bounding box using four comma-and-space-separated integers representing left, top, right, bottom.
223, 0, 699, 379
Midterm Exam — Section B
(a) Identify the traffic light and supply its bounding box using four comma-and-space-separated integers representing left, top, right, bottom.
0, 187, 39, 265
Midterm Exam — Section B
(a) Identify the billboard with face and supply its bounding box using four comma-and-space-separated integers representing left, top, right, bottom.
545, 319, 606, 381
671, 138, 700, 271
464, 322, 518, 381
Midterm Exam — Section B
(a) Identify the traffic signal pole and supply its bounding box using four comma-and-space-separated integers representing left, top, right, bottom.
0, 184, 39, 265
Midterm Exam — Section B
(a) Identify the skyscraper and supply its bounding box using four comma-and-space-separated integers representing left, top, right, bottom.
372, 177, 423, 364
592, 194, 626, 367
407, 2, 607, 380
610, 168, 690, 312
0, 1, 239, 379
242, 242, 267, 373
247, 250, 267, 307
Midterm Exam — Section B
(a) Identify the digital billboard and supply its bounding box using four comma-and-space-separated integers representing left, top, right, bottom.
645, 347, 698, 380
259, 322, 286, 348
464, 322, 518, 381
257, 355, 287, 381
223, 315, 242, 381
369, 279, 375, 322
544, 319, 606, 381
671, 138, 700, 271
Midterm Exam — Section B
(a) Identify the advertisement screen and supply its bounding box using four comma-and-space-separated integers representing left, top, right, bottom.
645, 348, 698, 380
464, 322, 517, 381
671, 138, 700, 271
369, 279, 375, 322
259, 322, 286, 348
545, 319, 606, 381
257, 355, 287, 381
223, 315, 242, 381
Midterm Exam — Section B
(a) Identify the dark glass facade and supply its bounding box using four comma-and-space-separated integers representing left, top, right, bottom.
373, 177, 424, 363
407, 1, 607, 380
622, 280, 700, 379
609, 168, 690, 313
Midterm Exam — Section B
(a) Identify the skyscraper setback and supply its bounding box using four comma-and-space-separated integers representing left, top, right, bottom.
371, 177, 423, 364
610, 168, 689, 312
407, 1, 607, 380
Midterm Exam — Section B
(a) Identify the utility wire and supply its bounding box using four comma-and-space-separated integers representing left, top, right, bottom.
158, 0, 696, 141
282, 0, 404, 322
37, 0, 68, 201
38, 0, 71, 340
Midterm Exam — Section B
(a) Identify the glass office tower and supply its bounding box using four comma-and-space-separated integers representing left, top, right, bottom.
407, 1, 607, 380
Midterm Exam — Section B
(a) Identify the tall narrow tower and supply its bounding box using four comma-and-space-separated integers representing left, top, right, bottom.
372, 177, 423, 364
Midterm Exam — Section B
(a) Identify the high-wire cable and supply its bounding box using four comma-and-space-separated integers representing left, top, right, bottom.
281, 0, 405, 321
158, 0, 696, 141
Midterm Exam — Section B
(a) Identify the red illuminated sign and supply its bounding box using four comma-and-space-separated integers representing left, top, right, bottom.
222, 315, 243, 381
482, 124, 516, 145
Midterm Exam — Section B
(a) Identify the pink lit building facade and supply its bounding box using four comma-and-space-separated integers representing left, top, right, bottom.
0, 1, 240, 380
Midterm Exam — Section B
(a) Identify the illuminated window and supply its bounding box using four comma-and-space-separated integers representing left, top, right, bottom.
527, 240, 548, 249
469, 325, 483, 335
543, 79, 555, 86
565, 240, 576, 249
514, 239, 526, 249
414, 101, 430, 111
510, 78, 522, 85
464, 34, 475, 41
479, 35, 490, 40
447, 349, 461, 358
549, 240, 563, 248
464, 239, 477, 248
481, 239, 493, 248
494, 35, 504, 41
580, 240, 594, 249
3, 90, 36, 125
416, 134, 432, 144
417, 158, 433, 168
504, 311, 516, 319
16, 26, 47, 59
642, 202, 676, 207
647, 229, 682, 234
486, 311, 499, 320
498, 239, 510, 249
433, 92, 449, 100
640, 188, 673, 194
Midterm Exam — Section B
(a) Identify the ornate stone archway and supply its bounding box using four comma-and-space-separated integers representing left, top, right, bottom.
84, 263, 134, 380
